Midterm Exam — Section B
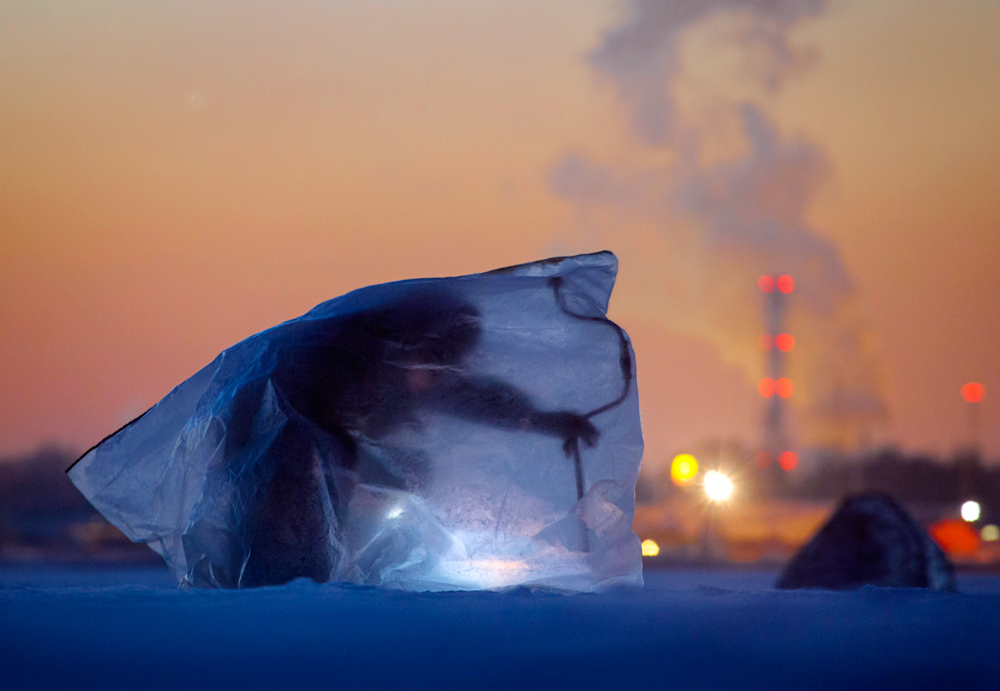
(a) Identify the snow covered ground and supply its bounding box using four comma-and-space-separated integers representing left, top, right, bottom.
2, 565, 998, 690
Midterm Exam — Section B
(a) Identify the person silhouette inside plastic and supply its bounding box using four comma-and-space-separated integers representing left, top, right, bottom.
221, 286, 599, 588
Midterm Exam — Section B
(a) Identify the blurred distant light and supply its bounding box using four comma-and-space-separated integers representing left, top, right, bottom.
758, 335, 774, 351
758, 378, 775, 397
758, 275, 775, 293
775, 333, 795, 352
670, 453, 699, 486
961, 500, 981, 522
755, 451, 772, 470
704, 470, 733, 502
641, 539, 661, 557
776, 378, 794, 398
982, 524, 1000, 542
962, 382, 985, 403
778, 451, 798, 471
930, 519, 980, 556
777, 275, 795, 293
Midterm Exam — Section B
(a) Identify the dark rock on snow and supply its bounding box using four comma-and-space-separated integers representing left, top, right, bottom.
777, 492, 955, 591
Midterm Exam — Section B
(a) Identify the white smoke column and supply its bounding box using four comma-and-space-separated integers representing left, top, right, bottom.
590, 0, 827, 145
552, 0, 885, 450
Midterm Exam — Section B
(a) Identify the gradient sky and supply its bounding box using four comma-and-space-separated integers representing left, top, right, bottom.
2, 0, 998, 467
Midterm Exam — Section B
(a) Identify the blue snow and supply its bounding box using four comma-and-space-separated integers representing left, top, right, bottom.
2, 565, 998, 689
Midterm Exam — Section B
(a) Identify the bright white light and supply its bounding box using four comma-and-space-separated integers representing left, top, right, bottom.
704, 470, 733, 502
981, 524, 999, 542
641, 539, 660, 557
384, 505, 404, 520
961, 500, 981, 522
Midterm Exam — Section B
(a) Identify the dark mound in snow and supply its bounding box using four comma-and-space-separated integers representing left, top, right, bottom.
777, 492, 955, 591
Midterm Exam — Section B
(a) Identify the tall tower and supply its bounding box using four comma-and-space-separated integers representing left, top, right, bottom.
756, 274, 797, 476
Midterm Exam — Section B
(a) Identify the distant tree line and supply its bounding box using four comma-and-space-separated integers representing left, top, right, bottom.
791, 448, 1000, 509
0, 446, 93, 518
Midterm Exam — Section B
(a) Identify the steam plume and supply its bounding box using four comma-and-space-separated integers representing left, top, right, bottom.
552, 0, 885, 449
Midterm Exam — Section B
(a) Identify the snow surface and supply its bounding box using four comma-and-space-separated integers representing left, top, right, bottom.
2, 565, 998, 689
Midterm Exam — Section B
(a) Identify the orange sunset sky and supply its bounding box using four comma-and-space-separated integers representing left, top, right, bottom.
1, 0, 998, 468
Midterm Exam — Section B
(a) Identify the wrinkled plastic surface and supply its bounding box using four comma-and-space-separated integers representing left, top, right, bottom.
69, 252, 644, 591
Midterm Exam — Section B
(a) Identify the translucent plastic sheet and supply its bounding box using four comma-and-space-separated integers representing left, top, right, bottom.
69, 252, 644, 591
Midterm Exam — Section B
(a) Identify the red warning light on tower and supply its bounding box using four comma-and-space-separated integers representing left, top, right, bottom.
758, 276, 775, 293
777, 275, 795, 293
779, 451, 799, 471
776, 378, 794, 398
775, 333, 795, 352
962, 383, 985, 403
758, 378, 776, 397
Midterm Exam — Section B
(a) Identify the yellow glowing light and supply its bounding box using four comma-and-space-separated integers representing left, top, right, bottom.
961, 500, 981, 522
704, 470, 733, 502
981, 524, 999, 542
670, 453, 699, 486
641, 539, 661, 557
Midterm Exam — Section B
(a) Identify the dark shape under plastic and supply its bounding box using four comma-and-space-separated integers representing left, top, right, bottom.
776, 492, 955, 591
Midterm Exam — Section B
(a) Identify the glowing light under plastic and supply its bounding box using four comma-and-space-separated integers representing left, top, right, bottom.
704, 471, 733, 502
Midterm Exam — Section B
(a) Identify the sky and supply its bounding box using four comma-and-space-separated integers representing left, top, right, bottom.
1, 0, 998, 468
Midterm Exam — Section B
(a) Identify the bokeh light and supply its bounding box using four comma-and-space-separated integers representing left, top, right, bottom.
962, 382, 985, 403
779, 451, 798, 471
930, 519, 981, 556
962, 500, 981, 522
670, 453, 699, 486
641, 539, 660, 557
775, 333, 795, 352
776, 378, 794, 398
704, 470, 733, 502
982, 524, 1000, 542
777, 275, 795, 293
758, 378, 775, 397
758, 275, 775, 293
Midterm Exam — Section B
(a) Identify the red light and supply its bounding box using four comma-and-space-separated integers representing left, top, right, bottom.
758, 276, 775, 293
755, 451, 772, 469
777, 275, 794, 293
779, 451, 798, 471
775, 333, 794, 352
758, 378, 775, 397
758, 335, 774, 351
776, 378, 794, 398
930, 519, 981, 556
962, 383, 985, 403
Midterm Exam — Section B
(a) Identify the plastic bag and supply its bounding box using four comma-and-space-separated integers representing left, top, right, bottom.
69, 251, 644, 591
